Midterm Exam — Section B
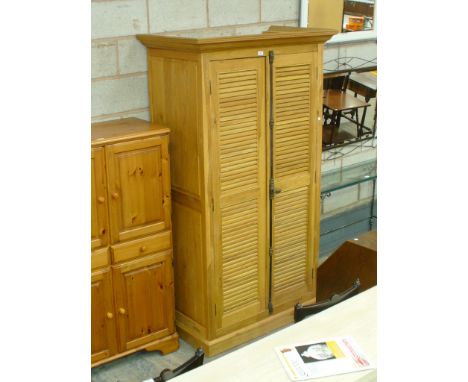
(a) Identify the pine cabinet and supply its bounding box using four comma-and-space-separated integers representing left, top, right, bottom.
91, 263, 117, 364
91, 118, 178, 367
138, 26, 336, 356
91, 147, 108, 250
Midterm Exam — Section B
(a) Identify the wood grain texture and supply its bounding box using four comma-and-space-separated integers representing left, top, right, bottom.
137, 27, 336, 53
148, 54, 201, 197
317, 231, 377, 302
210, 57, 268, 335
105, 136, 171, 243
271, 52, 318, 307
91, 267, 118, 364
91, 118, 169, 147
91, 119, 178, 367
172, 202, 206, 327
91, 147, 109, 249
140, 29, 335, 356
308, 0, 343, 32
112, 250, 175, 352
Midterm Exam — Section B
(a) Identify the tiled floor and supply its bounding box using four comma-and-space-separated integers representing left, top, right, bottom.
91, 338, 196, 382
92, 326, 289, 382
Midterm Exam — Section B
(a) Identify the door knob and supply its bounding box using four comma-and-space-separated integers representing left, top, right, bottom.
119, 308, 126, 315
112, 192, 119, 199
97, 196, 105, 203
106, 312, 113, 319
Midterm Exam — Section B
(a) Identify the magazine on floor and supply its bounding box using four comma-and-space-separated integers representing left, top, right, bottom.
275, 336, 374, 381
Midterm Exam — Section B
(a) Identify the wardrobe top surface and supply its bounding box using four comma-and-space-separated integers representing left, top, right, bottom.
137, 26, 337, 52
91, 118, 169, 146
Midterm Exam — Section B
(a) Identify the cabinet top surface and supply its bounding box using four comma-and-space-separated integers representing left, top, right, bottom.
91, 118, 169, 146
137, 26, 337, 52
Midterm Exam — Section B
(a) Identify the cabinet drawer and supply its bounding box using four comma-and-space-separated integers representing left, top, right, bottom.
111, 230, 172, 263
92, 247, 110, 271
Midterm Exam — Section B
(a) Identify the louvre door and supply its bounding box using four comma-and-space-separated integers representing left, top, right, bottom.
209, 57, 268, 333
270, 52, 319, 307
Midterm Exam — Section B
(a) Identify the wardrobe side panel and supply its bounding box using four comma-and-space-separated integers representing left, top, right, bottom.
147, 51, 208, 329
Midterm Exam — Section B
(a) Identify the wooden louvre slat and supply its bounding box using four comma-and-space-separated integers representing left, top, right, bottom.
218, 69, 259, 193
274, 63, 311, 179
273, 187, 309, 295
215, 61, 265, 320
221, 198, 260, 314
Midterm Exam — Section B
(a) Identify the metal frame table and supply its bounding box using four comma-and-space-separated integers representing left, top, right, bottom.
321, 159, 377, 234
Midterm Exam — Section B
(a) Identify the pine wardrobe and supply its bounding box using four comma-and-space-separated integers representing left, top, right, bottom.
137, 26, 335, 356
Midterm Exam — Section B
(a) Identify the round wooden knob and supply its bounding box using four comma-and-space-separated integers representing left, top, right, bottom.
106, 312, 113, 319
112, 192, 119, 199
97, 196, 105, 203
119, 308, 126, 315
140, 246, 147, 252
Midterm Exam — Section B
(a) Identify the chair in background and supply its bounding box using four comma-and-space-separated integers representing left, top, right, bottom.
294, 279, 360, 322
322, 90, 370, 147
323, 72, 350, 91
347, 71, 377, 136
153, 348, 205, 382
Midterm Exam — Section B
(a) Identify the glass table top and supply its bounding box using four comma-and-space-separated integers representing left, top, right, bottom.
321, 159, 376, 194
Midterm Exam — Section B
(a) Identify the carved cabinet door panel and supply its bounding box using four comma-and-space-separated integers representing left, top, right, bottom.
91, 147, 109, 249
112, 250, 175, 352
91, 267, 118, 364
105, 136, 171, 244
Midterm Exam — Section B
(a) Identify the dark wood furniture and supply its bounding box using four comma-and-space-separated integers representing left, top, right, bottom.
294, 230, 376, 322
348, 72, 377, 101
317, 230, 376, 302
348, 71, 377, 134
323, 72, 350, 91
322, 89, 370, 145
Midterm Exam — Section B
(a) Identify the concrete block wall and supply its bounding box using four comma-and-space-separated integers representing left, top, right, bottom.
91, 0, 300, 123
91, 0, 377, 221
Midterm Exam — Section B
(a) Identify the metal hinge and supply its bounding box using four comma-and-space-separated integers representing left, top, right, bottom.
269, 118, 274, 130
209, 80, 212, 95
214, 304, 217, 316
211, 197, 214, 212
269, 179, 282, 199
269, 247, 273, 258
269, 50, 275, 64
